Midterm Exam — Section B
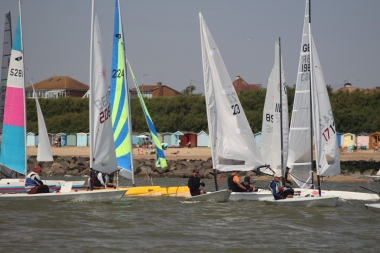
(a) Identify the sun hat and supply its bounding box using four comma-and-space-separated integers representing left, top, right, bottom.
274, 173, 282, 178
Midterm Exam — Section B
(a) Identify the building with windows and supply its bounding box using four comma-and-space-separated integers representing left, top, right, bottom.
25, 76, 89, 98
129, 82, 180, 98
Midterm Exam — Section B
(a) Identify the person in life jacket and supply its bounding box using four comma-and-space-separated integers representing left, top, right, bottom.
88, 169, 116, 189
242, 173, 257, 192
228, 171, 248, 192
25, 166, 50, 194
269, 173, 294, 200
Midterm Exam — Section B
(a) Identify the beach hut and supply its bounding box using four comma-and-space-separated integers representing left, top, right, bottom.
48, 133, 54, 146
76, 132, 87, 146
337, 132, 343, 148
369, 132, 380, 149
180, 132, 197, 148
356, 133, 369, 150
66, 133, 77, 146
173, 131, 184, 148
56, 133, 67, 147
162, 132, 174, 147
197, 131, 209, 147
26, 132, 36, 147
342, 133, 356, 148
87, 133, 90, 146
254, 132, 262, 148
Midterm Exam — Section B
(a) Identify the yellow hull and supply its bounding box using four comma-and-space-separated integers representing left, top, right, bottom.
161, 186, 191, 197
80, 185, 190, 197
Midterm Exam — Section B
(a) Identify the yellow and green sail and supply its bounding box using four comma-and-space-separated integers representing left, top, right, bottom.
127, 62, 167, 168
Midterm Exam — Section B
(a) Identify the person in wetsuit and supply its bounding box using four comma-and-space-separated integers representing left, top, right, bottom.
188, 169, 205, 196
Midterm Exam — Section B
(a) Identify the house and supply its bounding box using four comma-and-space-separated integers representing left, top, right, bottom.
356, 133, 369, 149
129, 82, 181, 98
25, 76, 89, 98
369, 132, 380, 149
254, 132, 262, 148
233, 75, 261, 92
334, 82, 380, 93
342, 133, 356, 148
180, 132, 197, 147
196, 131, 209, 147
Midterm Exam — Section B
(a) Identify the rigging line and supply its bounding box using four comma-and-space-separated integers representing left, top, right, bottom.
288, 172, 314, 185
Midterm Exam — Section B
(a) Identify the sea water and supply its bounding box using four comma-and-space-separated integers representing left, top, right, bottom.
0, 177, 379, 253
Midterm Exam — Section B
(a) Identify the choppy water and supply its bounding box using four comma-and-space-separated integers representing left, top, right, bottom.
1, 177, 379, 253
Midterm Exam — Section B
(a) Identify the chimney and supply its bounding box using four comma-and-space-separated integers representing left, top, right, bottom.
344, 82, 352, 87
157, 82, 163, 97
236, 74, 240, 80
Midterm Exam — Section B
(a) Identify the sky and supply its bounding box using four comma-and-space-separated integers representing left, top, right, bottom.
0, 0, 379, 94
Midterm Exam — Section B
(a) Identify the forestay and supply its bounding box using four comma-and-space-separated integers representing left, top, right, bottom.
260, 39, 288, 176
199, 13, 262, 172
89, 10, 117, 174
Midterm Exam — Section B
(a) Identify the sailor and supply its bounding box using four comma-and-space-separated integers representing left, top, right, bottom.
270, 173, 294, 200
242, 172, 256, 192
188, 169, 205, 196
228, 171, 247, 192
25, 166, 50, 194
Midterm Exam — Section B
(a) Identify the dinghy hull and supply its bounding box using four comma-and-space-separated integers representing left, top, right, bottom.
365, 203, 380, 213
229, 189, 273, 201
0, 189, 126, 202
185, 189, 231, 202
265, 195, 339, 207
293, 188, 380, 201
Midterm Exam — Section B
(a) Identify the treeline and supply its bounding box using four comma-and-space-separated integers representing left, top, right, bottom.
26, 87, 380, 134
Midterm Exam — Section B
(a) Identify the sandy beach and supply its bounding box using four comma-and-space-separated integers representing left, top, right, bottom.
27, 146, 380, 162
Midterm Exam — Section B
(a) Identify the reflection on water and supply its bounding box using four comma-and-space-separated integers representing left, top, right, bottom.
1, 178, 380, 253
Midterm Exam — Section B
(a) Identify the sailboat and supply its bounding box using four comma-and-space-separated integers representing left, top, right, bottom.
188, 12, 272, 202
266, 0, 340, 206
260, 38, 289, 178
0, 0, 126, 202
108, 0, 189, 197
288, 0, 378, 202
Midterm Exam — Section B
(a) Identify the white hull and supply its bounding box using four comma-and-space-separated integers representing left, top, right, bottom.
293, 188, 380, 201
265, 195, 339, 207
365, 175, 380, 182
185, 189, 231, 203
229, 189, 273, 201
0, 189, 126, 202
365, 203, 380, 214
0, 179, 85, 192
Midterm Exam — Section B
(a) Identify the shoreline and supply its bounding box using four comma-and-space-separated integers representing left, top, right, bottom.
26, 146, 380, 183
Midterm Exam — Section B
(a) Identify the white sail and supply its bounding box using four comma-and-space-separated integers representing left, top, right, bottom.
287, 1, 313, 188
199, 13, 263, 172
34, 90, 53, 162
89, 10, 117, 173
310, 37, 340, 177
288, 0, 340, 188
260, 39, 288, 176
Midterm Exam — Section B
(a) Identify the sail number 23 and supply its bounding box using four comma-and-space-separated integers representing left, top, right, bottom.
227, 92, 240, 115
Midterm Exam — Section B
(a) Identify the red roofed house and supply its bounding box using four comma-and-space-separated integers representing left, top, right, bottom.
129, 82, 181, 98
233, 75, 261, 92
25, 76, 89, 98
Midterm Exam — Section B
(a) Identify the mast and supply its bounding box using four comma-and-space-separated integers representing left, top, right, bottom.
19, 0, 27, 176
89, 0, 94, 169
279, 37, 284, 177
118, 0, 135, 185
199, 13, 218, 191
308, 0, 322, 195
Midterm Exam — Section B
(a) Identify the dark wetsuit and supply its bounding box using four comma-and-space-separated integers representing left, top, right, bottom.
188, 176, 204, 196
